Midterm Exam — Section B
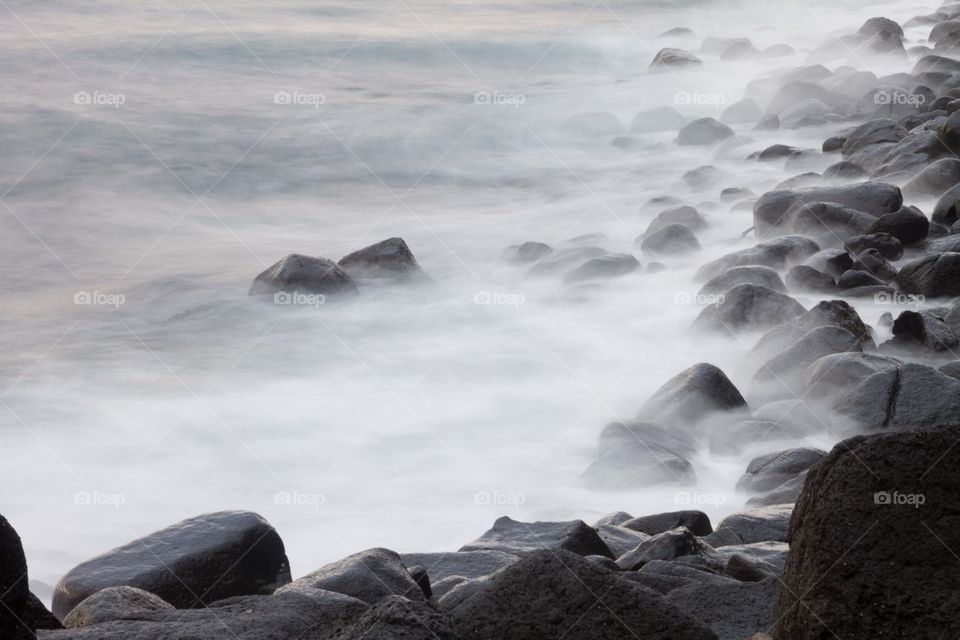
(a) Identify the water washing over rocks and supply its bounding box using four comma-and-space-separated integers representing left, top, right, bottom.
7, 0, 960, 637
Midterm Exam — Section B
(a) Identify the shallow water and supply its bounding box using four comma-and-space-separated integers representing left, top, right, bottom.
0, 0, 934, 600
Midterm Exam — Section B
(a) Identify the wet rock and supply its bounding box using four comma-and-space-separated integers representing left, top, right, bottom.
792, 202, 874, 241
803, 352, 901, 399
896, 252, 960, 297
280, 547, 425, 604
450, 550, 718, 640
736, 448, 825, 493
650, 48, 702, 72
867, 207, 929, 245
666, 579, 776, 640
338, 237, 427, 284
693, 284, 805, 334
821, 135, 846, 152
753, 182, 902, 236
638, 362, 748, 426
784, 265, 835, 293
912, 54, 960, 74
642, 205, 706, 236
622, 511, 713, 537
888, 310, 958, 352
593, 511, 633, 527
631, 106, 687, 133
822, 160, 867, 181
844, 232, 903, 260
932, 183, 960, 226
856, 247, 897, 281
616, 528, 712, 570
904, 158, 960, 198
774, 429, 960, 639
2, 514, 56, 639
837, 269, 884, 289
53, 511, 291, 620
745, 472, 808, 507
249, 254, 358, 297
752, 299, 871, 360
703, 505, 793, 547
641, 224, 701, 257
62, 587, 173, 629
677, 118, 735, 146
833, 362, 960, 432
841, 119, 905, 156
753, 326, 862, 394
698, 266, 785, 297
584, 422, 697, 489
460, 517, 613, 559
695, 236, 820, 282
595, 525, 650, 558
753, 144, 804, 161
502, 241, 552, 264
399, 551, 517, 584
336, 595, 455, 639
564, 253, 639, 283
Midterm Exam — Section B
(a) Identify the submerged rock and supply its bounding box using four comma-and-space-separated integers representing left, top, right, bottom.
338, 237, 427, 283
638, 362, 748, 426
736, 448, 825, 493
693, 284, 805, 334
250, 254, 358, 297
677, 118, 735, 146
564, 253, 639, 283
650, 48, 703, 71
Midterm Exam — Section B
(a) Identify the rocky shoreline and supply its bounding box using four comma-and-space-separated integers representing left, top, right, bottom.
10, 2, 960, 638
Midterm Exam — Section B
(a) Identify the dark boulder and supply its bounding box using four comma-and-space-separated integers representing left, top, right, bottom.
752, 182, 902, 236
888, 310, 958, 352
866, 206, 929, 245
641, 224, 701, 257
62, 587, 173, 629
698, 266, 785, 297
932, 183, 960, 225
896, 252, 960, 297
502, 241, 552, 264
753, 326, 862, 394
745, 472, 809, 507
459, 516, 613, 559
666, 579, 776, 640
751, 299, 871, 360
595, 525, 650, 558
841, 119, 905, 156
1, 514, 56, 640
822, 160, 867, 181
642, 205, 706, 236
844, 232, 903, 260
695, 236, 820, 281
736, 448, 826, 493
837, 269, 884, 289
902, 157, 960, 198
784, 265, 835, 293
279, 547, 428, 605
832, 362, 960, 432
399, 551, 517, 585
53, 511, 291, 621
249, 254, 358, 297
677, 118, 735, 146
703, 505, 793, 547
564, 253, 639, 283
650, 48, 702, 71
622, 511, 712, 537
791, 202, 874, 241
638, 362, 748, 425
450, 550, 718, 640
802, 352, 900, 399
338, 237, 426, 283
693, 284, 805, 334
616, 527, 712, 570
774, 429, 960, 639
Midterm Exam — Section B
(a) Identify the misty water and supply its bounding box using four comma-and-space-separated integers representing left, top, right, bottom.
0, 0, 928, 600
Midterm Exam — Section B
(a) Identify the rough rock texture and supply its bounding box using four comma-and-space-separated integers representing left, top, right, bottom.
450, 550, 718, 640
667, 579, 776, 640
278, 548, 426, 604
53, 511, 291, 621
249, 254, 358, 296
622, 511, 713, 537
703, 505, 793, 547
774, 429, 960, 639
62, 587, 174, 629
736, 448, 825, 493
459, 516, 613, 558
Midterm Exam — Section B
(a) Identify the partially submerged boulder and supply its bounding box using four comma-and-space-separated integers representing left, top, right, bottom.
338, 237, 427, 283
250, 254, 358, 297
459, 517, 613, 559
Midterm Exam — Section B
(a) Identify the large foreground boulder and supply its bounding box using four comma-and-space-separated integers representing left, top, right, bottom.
249, 254, 358, 297
450, 550, 718, 640
774, 429, 960, 639
52, 511, 291, 620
